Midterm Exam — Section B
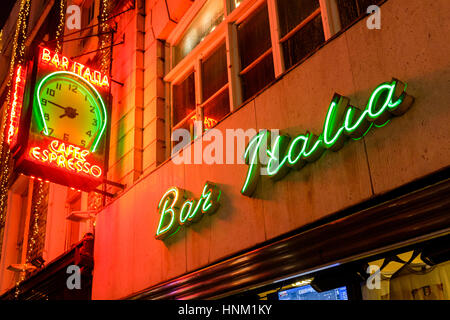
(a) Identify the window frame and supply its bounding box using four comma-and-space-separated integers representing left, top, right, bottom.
236, 1, 275, 102
165, 0, 342, 153
171, 67, 196, 135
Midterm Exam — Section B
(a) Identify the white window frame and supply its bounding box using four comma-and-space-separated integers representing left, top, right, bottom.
165, 0, 342, 149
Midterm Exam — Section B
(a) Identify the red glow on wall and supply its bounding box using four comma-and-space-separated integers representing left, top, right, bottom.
6, 65, 27, 148
39, 47, 109, 89
27, 138, 103, 179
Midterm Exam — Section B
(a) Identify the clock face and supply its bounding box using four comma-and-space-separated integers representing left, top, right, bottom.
35, 71, 107, 152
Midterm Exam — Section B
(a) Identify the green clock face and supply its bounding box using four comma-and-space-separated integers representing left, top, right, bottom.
35, 71, 107, 152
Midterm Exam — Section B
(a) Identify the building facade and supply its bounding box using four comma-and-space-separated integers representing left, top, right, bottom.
0, 0, 449, 300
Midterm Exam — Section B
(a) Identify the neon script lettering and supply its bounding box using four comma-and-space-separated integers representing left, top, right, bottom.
156, 182, 221, 240
241, 79, 415, 196
40, 47, 109, 88
191, 115, 219, 130
7, 65, 26, 147
29, 139, 102, 178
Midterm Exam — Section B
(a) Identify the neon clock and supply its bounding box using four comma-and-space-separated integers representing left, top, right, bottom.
35, 71, 107, 152
12, 46, 111, 192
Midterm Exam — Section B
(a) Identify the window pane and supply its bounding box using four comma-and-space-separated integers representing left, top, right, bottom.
337, 0, 381, 30
203, 88, 230, 129
173, 73, 196, 126
202, 43, 228, 102
172, 120, 194, 150
237, 4, 272, 70
241, 53, 275, 101
174, 0, 224, 65
229, 0, 244, 12
282, 14, 325, 69
277, 0, 320, 37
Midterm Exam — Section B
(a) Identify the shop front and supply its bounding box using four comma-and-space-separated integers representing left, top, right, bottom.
90, 0, 450, 300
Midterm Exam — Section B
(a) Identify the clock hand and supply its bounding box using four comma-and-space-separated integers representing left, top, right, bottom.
47, 100, 67, 110
47, 101, 78, 119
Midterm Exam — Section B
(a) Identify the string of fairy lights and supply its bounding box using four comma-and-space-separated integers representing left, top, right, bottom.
26, 181, 47, 262
88, 0, 114, 211
0, 0, 31, 258
99, 0, 113, 74
0, 0, 31, 300
4, 0, 61, 299
14, 180, 47, 299
0, 0, 30, 155
55, 0, 66, 53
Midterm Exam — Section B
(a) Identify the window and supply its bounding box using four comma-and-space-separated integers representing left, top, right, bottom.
201, 43, 228, 103
81, 1, 97, 47
81, 0, 96, 27
229, 0, 244, 12
237, 3, 275, 101
277, 0, 325, 70
173, 73, 196, 128
65, 190, 81, 250
233, 236, 450, 301
173, 0, 225, 66
171, 43, 230, 149
172, 72, 196, 145
200, 43, 230, 129
337, 0, 382, 30
86, 1, 95, 25
166, 0, 354, 156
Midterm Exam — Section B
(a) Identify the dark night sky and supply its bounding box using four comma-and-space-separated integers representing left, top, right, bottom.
0, 0, 17, 30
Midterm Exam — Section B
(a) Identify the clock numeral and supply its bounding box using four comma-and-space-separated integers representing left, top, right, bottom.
85, 95, 88, 101
81, 140, 86, 147
63, 133, 69, 141
86, 130, 92, 137
89, 106, 95, 113
68, 84, 78, 93
47, 127, 54, 135
92, 119, 98, 126
44, 113, 50, 121
55, 83, 62, 90
46, 88, 55, 97
41, 98, 47, 105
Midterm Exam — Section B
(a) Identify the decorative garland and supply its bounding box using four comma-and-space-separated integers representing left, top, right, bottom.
0, 0, 31, 266
99, 0, 113, 74
55, 0, 67, 53
26, 180, 48, 263
14, 180, 48, 300
7, 0, 64, 299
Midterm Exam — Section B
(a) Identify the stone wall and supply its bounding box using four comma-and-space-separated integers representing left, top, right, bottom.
92, 0, 450, 299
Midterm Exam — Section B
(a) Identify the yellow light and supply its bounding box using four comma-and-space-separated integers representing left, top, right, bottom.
292, 278, 313, 287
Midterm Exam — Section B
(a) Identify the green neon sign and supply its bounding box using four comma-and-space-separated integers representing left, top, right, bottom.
155, 182, 221, 240
241, 79, 415, 197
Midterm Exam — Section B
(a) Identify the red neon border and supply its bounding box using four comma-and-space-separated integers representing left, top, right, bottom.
38, 46, 110, 90
26, 136, 104, 180
6, 64, 27, 149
